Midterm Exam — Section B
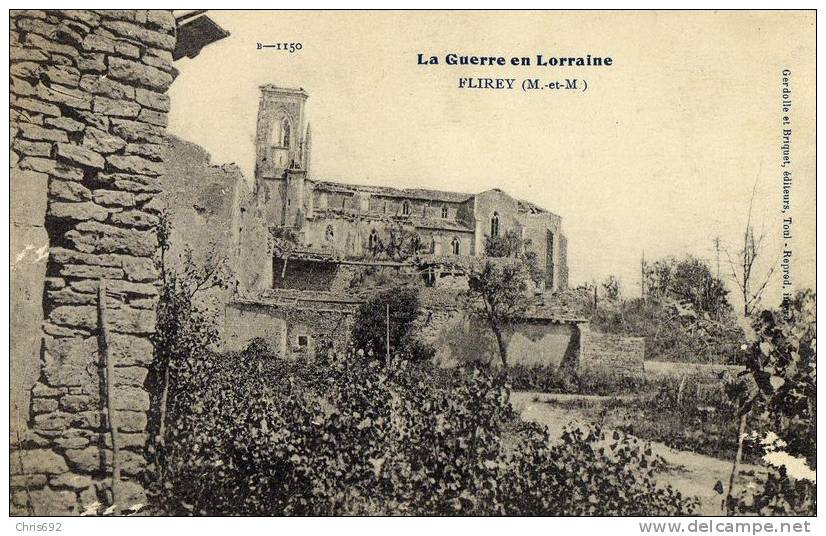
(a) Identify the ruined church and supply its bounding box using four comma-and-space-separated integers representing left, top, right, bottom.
247, 84, 568, 292
223, 84, 634, 369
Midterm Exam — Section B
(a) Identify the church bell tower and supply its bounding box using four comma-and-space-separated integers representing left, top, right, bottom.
254, 85, 311, 228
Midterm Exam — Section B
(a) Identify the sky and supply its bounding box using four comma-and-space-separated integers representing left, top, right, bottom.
167, 11, 816, 310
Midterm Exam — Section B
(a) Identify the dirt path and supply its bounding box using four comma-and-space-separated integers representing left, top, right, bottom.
511, 391, 764, 515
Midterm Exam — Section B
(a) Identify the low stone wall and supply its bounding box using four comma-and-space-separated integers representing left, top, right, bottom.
223, 297, 356, 357
578, 326, 645, 376
224, 301, 288, 353
223, 289, 638, 377
225, 287, 587, 369
10, 9, 176, 515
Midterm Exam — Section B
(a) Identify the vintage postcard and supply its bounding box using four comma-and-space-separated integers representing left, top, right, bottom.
8, 7, 817, 526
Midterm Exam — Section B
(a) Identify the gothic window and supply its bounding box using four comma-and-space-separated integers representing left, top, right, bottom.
452, 237, 461, 255
441, 205, 448, 219
281, 117, 291, 148
402, 200, 410, 216
491, 212, 500, 237
325, 224, 334, 242
270, 111, 293, 148
369, 229, 380, 250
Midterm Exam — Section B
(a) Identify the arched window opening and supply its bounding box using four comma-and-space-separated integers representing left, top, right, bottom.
325, 224, 335, 242
452, 237, 461, 255
490, 212, 500, 237
430, 236, 437, 254
441, 205, 449, 219
369, 229, 380, 250
270, 111, 293, 148
281, 117, 291, 148
402, 200, 410, 216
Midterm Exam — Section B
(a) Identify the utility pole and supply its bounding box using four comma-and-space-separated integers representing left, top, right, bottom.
714, 236, 721, 321
641, 249, 646, 303
385, 303, 390, 368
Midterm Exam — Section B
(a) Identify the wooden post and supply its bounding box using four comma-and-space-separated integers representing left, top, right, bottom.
641, 249, 646, 302
281, 255, 289, 279
714, 236, 721, 321
725, 412, 749, 514
98, 279, 120, 512
385, 303, 390, 367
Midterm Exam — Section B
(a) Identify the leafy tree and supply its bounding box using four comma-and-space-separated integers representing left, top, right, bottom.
727, 290, 816, 515
151, 210, 228, 448
484, 229, 523, 258
484, 230, 543, 287
644, 255, 731, 318
351, 286, 433, 363
465, 259, 530, 368
601, 274, 622, 301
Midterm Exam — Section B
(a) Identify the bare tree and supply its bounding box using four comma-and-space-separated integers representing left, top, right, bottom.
725, 178, 776, 317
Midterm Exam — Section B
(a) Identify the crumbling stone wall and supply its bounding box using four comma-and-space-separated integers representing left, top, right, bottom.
224, 301, 287, 353
223, 298, 356, 356
10, 9, 176, 515
578, 325, 645, 376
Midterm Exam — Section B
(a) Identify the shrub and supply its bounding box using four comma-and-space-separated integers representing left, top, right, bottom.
503, 423, 698, 515
625, 376, 744, 461
728, 290, 816, 516
507, 364, 647, 396
154, 350, 699, 515
508, 364, 572, 393
351, 285, 434, 363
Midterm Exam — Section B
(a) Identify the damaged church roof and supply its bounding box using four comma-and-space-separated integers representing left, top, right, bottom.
313, 180, 474, 204
312, 179, 554, 217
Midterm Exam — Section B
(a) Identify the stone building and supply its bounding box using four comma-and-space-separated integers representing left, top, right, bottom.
247, 85, 569, 293
10, 9, 228, 516
222, 85, 642, 373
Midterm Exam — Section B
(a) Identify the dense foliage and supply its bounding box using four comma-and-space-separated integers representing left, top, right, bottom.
350, 286, 434, 363
365, 223, 424, 261
484, 230, 523, 258
483, 230, 543, 285
620, 375, 743, 461
581, 255, 746, 364
509, 364, 743, 461
153, 346, 698, 515
729, 290, 816, 515
644, 256, 731, 318
508, 364, 647, 396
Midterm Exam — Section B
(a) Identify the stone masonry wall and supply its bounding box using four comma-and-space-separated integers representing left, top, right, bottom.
223, 299, 357, 357
578, 325, 645, 376
10, 9, 176, 515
